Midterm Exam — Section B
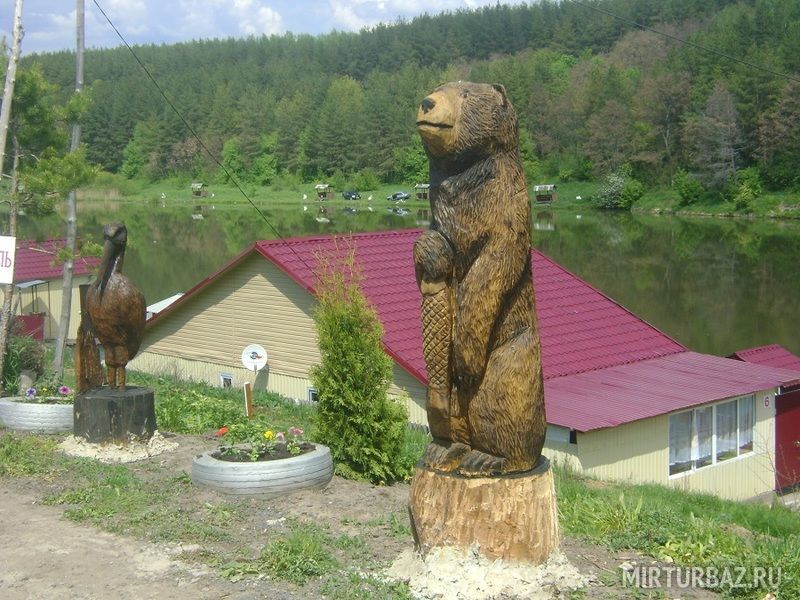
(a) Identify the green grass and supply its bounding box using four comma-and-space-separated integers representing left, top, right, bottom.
555, 466, 800, 598
633, 185, 800, 218
221, 519, 339, 584
222, 518, 412, 598
127, 370, 317, 436
43, 462, 240, 543
0, 433, 65, 477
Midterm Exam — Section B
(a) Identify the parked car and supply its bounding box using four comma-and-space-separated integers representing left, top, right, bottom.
388, 206, 411, 216
387, 191, 410, 202
342, 190, 361, 200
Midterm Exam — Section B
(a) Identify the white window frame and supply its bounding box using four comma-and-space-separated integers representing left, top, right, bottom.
307, 387, 319, 403
219, 373, 233, 388
668, 394, 756, 477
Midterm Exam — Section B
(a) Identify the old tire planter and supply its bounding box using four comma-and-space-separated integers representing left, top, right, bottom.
0, 397, 73, 433
191, 443, 333, 496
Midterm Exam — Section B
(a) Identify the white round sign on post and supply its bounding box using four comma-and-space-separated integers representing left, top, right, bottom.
241, 344, 268, 371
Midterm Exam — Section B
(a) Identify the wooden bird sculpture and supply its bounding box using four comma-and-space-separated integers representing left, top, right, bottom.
86, 223, 146, 390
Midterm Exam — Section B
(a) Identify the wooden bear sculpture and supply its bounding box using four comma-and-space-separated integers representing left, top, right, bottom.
415, 81, 546, 477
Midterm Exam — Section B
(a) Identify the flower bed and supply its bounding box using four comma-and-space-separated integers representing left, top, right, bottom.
0, 397, 73, 433
191, 422, 333, 495
191, 443, 333, 496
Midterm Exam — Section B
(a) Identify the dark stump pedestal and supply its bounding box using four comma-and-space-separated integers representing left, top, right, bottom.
73, 387, 156, 444
408, 456, 559, 564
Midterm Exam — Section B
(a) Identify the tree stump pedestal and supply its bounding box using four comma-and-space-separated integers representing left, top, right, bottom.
73, 387, 156, 444
408, 456, 559, 564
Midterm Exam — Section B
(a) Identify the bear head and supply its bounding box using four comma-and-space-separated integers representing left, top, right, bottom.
416, 81, 518, 173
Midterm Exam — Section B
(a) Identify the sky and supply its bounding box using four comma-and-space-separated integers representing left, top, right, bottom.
0, 0, 505, 55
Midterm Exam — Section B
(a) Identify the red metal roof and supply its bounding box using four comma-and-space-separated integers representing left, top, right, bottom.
545, 352, 800, 431
251, 230, 686, 383
728, 344, 800, 373
148, 230, 797, 431
14, 238, 100, 283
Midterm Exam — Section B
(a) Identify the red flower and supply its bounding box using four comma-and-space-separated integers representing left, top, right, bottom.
215, 426, 229, 437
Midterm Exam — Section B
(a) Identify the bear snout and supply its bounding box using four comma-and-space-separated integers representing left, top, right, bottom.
420, 97, 436, 113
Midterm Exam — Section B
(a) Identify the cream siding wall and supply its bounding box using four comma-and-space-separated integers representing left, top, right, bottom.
8, 275, 94, 340
137, 254, 320, 376
131, 254, 429, 424
566, 389, 777, 501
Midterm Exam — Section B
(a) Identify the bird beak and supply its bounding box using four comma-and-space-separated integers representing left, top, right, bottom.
97, 239, 121, 298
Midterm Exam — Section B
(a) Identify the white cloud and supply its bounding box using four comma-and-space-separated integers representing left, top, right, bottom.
231, 1, 285, 36
171, 0, 284, 39
240, 6, 284, 36
100, 0, 148, 35
327, 0, 503, 31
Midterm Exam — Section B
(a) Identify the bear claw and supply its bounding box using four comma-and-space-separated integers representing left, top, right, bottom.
456, 449, 505, 477
422, 440, 469, 472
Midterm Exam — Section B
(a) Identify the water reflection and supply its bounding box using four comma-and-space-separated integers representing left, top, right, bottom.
532, 211, 800, 357
20, 204, 800, 358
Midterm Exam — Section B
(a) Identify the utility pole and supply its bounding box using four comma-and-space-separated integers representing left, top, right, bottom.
53, 0, 85, 378
0, 0, 25, 391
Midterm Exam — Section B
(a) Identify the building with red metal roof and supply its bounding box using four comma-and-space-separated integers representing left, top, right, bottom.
4, 238, 100, 340
729, 344, 800, 373
137, 230, 800, 500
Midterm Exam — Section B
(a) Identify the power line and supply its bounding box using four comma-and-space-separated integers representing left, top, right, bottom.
91, 0, 315, 273
582, 2, 800, 85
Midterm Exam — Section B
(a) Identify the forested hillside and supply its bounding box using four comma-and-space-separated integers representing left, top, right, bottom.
22, 0, 800, 197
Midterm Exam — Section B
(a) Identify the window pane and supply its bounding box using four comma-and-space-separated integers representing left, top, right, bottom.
739, 395, 755, 453
670, 412, 693, 475
716, 401, 738, 462
695, 406, 713, 468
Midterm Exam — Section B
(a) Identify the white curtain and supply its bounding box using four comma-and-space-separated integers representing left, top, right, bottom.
716, 400, 738, 461
695, 406, 713, 468
738, 395, 755, 452
669, 412, 693, 474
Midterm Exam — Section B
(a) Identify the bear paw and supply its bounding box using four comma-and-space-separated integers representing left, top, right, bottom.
422, 439, 469, 473
456, 449, 506, 477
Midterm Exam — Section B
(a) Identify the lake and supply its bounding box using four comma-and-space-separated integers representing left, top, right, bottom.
21, 202, 800, 358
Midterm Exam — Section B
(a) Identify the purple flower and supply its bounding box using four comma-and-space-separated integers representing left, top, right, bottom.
276, 431, 285, 442
58, 386, 72, 396
25, 387, 37, 398
289, 427, 303, 438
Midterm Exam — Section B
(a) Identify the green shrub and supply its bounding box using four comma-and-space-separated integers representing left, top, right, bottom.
736, 167, 762, 197
733, 182, 757, 212
271, 170, 303, 192
592, 166, 640, 210
673, 169, 706, 206
3, 329, 47, 391
353, 168, 380, 191
310, 241, 411, 484
619, 178, 644, 209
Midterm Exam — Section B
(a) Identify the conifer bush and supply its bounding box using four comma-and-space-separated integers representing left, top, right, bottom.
310, 242, 411, 484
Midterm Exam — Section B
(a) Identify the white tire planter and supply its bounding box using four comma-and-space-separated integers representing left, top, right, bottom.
191, 443, 333, 496
0, 397, 73, 433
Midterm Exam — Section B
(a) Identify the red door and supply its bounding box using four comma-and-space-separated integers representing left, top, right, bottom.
775, 389, 800, 491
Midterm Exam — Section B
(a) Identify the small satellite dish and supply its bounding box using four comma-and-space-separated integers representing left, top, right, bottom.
241, 344, 268, 371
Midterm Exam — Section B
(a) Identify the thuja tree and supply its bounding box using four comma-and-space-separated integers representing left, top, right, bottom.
310, 242, 410, 484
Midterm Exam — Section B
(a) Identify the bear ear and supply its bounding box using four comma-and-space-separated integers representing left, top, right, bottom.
492, 83, 508, 107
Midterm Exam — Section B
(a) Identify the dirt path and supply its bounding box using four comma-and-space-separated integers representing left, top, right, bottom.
0, 486, 245, 600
